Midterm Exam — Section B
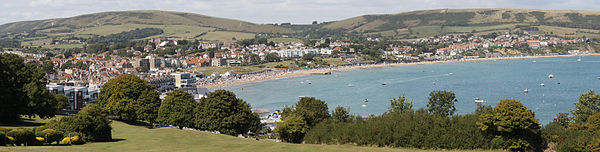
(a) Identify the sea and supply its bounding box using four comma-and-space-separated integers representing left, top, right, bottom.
217, 56, 600, 124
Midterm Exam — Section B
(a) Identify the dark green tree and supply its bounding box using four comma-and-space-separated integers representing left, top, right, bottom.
302, 53, 315, 61
195, 90, 260, 135
157, 90, 195, 129
0, 53, 58, 121
265, 53, 281, 62
54, 94, 69, 111
427, 90, 457, 117
389, 95, 413, 113
477, 99, 542, 151
286, 97, 330, 127
332, 106, 350, 122
135, 89, 161, 125
98, 74, 158, 121
248, 53, 261, 65
570, 90, 600, 123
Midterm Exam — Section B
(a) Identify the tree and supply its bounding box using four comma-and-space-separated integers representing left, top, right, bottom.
477, 99, 542, 151
554, 113, 571, 128
389, 95, 413, 113
589, 112, 600, 130
265, 53, 281, 62
135, 89, 161, 125
0, 53, 58, 121
570, 90, 600, 123
54, 94, 69, 111
427, 90, 457, 117
286, 97, 330, 127
42, 61, 55, 74
275, 113, 309, 143
63, 51, 72, 58
195, 90, 260, 135
157, 90, 195, 129
332, 106, 350, 122
248, 53, 261, 65
60, 61, 73, 70
98, 74, 158, 121
302, 53, 315, 61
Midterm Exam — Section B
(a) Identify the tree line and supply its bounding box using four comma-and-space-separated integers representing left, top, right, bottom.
97, 74, 261, 136
276, 90, 600, 152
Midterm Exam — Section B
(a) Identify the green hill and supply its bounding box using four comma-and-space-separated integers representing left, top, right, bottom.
0, 10, 292, 34
321, 8, 600, 38
0, 117, 501, 152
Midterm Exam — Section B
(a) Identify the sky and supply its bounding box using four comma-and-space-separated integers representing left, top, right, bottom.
1, 0, 599, 25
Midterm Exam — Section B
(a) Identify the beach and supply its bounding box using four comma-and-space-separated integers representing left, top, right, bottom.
199, 53, 600, 89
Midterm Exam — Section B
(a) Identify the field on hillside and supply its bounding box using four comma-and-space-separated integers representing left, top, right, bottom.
268, 37, 303, 43
0, 117, 502, 152
199, 31, 255, 41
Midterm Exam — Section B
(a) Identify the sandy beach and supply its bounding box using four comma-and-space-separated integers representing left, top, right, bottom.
200, 53, 600, 89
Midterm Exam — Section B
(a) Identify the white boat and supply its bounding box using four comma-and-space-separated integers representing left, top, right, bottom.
577, 56, 582, 62
548, 74, 554, 79
524, 89, 529, 93
540, 83, 545, 87
347, 84, 354, 87
474, 98, 486, 103
361, 104, 367, 108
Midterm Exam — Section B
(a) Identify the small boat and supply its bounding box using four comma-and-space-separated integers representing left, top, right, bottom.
548, 74, 554, 79
347, 84, 354, 87
532, 60, 537, 63
577, 56, 582, 62
524, 89, 529, 93
540, 83, 545, 87
361, 104, 367, 108
474, 98, 486, 103
364, 99, 368, 103
381, 83, 387, 85
449, 73, 454, 75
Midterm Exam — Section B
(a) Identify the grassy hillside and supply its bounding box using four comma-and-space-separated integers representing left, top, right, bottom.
0, 10, 292, 34
323, 8, 600, 38
0, 117, 501, 152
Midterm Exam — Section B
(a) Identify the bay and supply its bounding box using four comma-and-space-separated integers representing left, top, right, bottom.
218, 56, 600, 124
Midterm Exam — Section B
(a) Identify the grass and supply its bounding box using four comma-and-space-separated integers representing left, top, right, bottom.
535, 25, 600, 38
44, 44, 85, 49
199, 31, 255, 41
0, 117, 502, 152
268, 38, 303, 43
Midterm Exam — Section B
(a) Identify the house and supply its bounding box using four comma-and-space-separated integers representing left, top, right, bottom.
211, 58, 227, 67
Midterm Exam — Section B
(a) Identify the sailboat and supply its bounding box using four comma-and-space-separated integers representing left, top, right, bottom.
577, 56, 582, 62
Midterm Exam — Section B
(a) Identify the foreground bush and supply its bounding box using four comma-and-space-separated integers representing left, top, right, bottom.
42, 129, 63, 145
305, 109, 499, 150
46, 104, 112, 142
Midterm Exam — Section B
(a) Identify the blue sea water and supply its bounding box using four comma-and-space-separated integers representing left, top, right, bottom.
218, 56, 600, 124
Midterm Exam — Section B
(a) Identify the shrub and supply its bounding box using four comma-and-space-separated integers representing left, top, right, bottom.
0, 127, 10, 133
42, 129, 63, 145
46, 104, 112, 142
11, 129, 35, 146
0, 132, 5, 146
61, 133, 83, 145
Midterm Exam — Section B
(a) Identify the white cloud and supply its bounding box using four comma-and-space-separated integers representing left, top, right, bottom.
1, 0, 599, 25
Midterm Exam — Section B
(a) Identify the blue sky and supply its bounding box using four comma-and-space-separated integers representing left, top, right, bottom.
1, 0, 599, 25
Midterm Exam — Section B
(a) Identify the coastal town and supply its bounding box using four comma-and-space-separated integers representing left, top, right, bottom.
2, 31, 596, 116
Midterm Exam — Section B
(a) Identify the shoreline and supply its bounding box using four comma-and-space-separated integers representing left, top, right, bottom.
200, 53, 600, 89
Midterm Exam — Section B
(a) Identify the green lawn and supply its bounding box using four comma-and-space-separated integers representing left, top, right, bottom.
199, 31, 255, 41
0, 117, 502, 152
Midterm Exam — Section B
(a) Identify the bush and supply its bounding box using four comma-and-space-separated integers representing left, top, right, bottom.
42, 129, 63, 145
62, 132, 84, 145
46, 104, 112, 142
9, 128, 36, 146
0, 132, 5, 146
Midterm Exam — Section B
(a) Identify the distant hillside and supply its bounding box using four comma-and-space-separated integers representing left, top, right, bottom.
0, 10, 293, 34
321, 8, 600, 38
